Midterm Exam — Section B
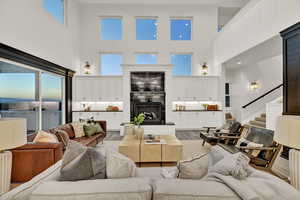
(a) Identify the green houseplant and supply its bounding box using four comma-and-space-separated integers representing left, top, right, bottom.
133, 113, 145, 139
133, 113, 145, 127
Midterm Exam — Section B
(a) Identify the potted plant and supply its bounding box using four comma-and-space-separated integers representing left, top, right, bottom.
133, 113, 145, 139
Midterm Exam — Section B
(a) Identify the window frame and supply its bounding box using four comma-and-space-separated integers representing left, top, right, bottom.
170, 17, 193, 41
99, 16, 123, 40
99, 52, 124, 76
135, 52, 158, 64
170, 52, 193, 76
135, 16, 158, 40
0, 58, 66, 132
43, 0, 66, 25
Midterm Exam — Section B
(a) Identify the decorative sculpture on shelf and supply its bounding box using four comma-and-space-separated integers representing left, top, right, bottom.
201, 62, 208, 76
84, 61, 91, 74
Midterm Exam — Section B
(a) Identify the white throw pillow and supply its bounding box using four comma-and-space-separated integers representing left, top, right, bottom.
177, 153, 209, 179
33, 130, 59, 143
106, 150, 137, 179
208, 152, 252, 180
236, 138, 263, 157
71, 122, 85, 138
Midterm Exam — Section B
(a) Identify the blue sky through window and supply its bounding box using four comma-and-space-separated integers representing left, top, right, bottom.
171, 19, 191, 40
101, 54, 123, 75
43, 0, 64, 24
171, 54, 192, 75
0, 73, 36, 100
101, 18, 122, 40
41, 73, 62, 100
136, 19, 157, 40
136, 54, 157, 64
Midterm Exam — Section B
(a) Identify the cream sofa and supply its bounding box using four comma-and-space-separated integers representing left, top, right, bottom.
0, 146, 295, 200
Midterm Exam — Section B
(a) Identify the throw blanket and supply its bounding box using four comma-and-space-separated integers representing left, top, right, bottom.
207, 170, 300, 200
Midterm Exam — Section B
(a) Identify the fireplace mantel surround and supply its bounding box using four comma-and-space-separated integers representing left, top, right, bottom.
122, 64, 173, 126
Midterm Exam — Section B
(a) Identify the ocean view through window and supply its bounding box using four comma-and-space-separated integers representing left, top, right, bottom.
0, 61, 64, 134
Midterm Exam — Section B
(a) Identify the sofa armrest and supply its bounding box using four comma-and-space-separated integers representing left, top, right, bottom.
95, 120, 107, 135
11, 142, 63, 182
14, 142, 63, 151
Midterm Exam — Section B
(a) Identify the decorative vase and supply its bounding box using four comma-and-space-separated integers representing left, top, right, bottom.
124, 124, 135, 137
135, 126, 144, 140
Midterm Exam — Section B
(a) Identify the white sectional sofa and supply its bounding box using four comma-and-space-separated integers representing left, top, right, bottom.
1, 146, 298, 200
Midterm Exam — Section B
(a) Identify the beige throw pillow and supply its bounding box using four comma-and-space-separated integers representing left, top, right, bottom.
106, 150, 136, 179
177, 153, 209, 179
71, 122, 85, 138
33, 130, 59, 143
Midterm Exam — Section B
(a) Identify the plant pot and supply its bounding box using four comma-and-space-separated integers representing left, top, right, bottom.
135, 126, 144, 140
124, 124, 135, 136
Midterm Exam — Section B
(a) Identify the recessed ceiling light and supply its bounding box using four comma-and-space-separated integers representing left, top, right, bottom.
237, 61, 242, 65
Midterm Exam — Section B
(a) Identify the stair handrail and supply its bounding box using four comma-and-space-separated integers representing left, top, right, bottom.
242, 84, 283, 109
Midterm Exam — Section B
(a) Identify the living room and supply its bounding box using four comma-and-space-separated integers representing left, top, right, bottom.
1, 0, 300, 199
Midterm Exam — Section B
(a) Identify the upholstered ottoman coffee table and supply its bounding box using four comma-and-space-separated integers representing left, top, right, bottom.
118, 135, 141, 162
118, 135, 183, 166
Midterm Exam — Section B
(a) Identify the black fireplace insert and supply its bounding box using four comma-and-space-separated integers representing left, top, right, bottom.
130, 72, 165, 125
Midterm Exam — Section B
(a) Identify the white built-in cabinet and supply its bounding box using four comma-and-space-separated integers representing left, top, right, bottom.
172, 76, 219, 101
74, 76, 123, 102
73, 111, 123, 130
173, 111, 223, 129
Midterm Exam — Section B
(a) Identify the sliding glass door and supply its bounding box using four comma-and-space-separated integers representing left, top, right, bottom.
41, 73, 64, 130
0, 59, 65, 134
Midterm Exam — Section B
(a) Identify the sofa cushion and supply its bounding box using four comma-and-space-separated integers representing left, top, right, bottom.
72, 134, 102, 146
71, 122, 86, 138
33, 130, 59, 143
53, 129, 70, 150
60, 141, 106, 181
208, 152, 252, 180
30, 178, 152, 200
52, 124, 75, 139
83, 123, 104, 137
153, 179, 239, 200
178, 153, 209, 179
106, 150, 137, 179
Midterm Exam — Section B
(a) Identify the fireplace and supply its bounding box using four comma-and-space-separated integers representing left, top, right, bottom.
133, 102, 162, 125
130, 72, 165, 125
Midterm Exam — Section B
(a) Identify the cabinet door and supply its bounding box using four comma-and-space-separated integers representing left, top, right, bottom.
206, 78, 219, 101
173, 78, 188, 100
74, 78, 90, 101
92, 78, 105, 101
111, 77, 123, 101
203, 112, 222, 127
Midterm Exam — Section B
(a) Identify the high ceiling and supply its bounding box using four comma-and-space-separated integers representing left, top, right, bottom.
78, 0, 249, 7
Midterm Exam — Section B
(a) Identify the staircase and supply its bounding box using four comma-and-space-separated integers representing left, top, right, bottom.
249, 113, 266, 128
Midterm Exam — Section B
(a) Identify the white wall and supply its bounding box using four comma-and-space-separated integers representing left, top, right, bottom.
78, 3, 219, 75
0, 0, 80, 71
214, 0, 300, 66
226, 55, 283, 122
